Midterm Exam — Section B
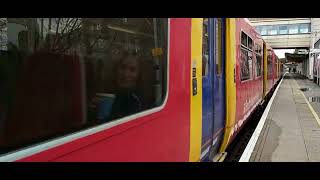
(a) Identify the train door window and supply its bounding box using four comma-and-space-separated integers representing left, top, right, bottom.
215, 18, 223, 75
248, 51, 253, 77
0, 18, 168, 156
256, 55, 262, 77
255, 44, 262, 77
202, 18, 209, 77
267, 50, 272, 76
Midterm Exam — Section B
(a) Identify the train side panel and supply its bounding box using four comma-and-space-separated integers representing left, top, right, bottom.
232, 18, 263, 141
220, 18, 263, 149
12, 18, 194, 162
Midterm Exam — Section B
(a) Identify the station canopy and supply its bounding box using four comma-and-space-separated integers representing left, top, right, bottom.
285, 53, 308, 63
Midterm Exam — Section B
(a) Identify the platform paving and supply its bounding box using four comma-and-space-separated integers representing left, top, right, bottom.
249, 73, 320, 162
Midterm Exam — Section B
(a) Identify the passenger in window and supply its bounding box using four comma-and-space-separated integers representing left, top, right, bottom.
93, 53, 144, 123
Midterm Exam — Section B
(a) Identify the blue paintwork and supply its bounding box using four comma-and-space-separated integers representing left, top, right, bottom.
201, 18, 214, 159
201, 18, 226, 161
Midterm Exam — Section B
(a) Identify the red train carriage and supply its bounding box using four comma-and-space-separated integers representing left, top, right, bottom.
232, 18, 264, 139
219, 18, 280, 151
0, 18, 281, 162
0, 18, 202, 162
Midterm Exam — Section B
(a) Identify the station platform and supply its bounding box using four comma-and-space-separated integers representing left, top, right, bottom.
240, 73, 320, 162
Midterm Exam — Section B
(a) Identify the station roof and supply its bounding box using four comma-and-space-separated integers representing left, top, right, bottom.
285, 53, 308, 63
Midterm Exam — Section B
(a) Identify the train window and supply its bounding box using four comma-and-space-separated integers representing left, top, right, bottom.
256, 54, 262, 77
0, 18, 168, 155
248, 37, 253, 50
240, 31, 253, 81
241, 32, 247, 47
267, 51, 273, 76
240, 48, 251, 81
241, 31, 252, 50
254, 43, 262, 77
215, 18, 223, 75
255, 44, 261, 54
248, 51, 253, 77
202, 18, 209, 77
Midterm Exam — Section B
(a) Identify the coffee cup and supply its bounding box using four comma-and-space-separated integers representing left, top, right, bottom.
96, 93, 116, 121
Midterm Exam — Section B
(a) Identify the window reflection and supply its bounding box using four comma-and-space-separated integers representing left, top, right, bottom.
0, 18, 168, 154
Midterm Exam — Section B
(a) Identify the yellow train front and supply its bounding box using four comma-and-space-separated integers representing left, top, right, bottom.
0, 18, 281, 162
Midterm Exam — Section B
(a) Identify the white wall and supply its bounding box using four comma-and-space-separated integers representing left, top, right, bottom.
311, 18, 320, 48
263, 34, 311, 48
307, 19, 320, 79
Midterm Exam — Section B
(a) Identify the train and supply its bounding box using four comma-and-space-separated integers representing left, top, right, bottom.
0, 18, 283, 162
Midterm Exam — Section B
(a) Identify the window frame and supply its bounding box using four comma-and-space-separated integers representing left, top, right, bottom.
0, 18, 171, 162
215, 18, 223, 76
267, 50, 273, 77
240, 31, 254, 82
202, 18, 209, 77
255, 43, 262, 78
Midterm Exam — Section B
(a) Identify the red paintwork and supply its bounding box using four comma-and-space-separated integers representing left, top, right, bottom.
230, 19, 280, 142
16, 18, 192, 162
231, 19, 264, 141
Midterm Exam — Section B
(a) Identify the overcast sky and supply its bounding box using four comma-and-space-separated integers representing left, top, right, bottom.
274, 49, 295, 58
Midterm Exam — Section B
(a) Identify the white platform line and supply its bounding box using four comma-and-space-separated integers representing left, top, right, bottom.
239, 74, 286, 162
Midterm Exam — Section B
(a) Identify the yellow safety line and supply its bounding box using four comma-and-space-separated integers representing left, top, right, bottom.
295, 80, 320, 127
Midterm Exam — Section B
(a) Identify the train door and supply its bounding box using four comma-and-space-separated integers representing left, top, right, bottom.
201, 18, 225, 161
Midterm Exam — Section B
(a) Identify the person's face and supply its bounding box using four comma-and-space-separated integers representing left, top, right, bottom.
111, 48, 122, 61
117, 57, 139, 89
